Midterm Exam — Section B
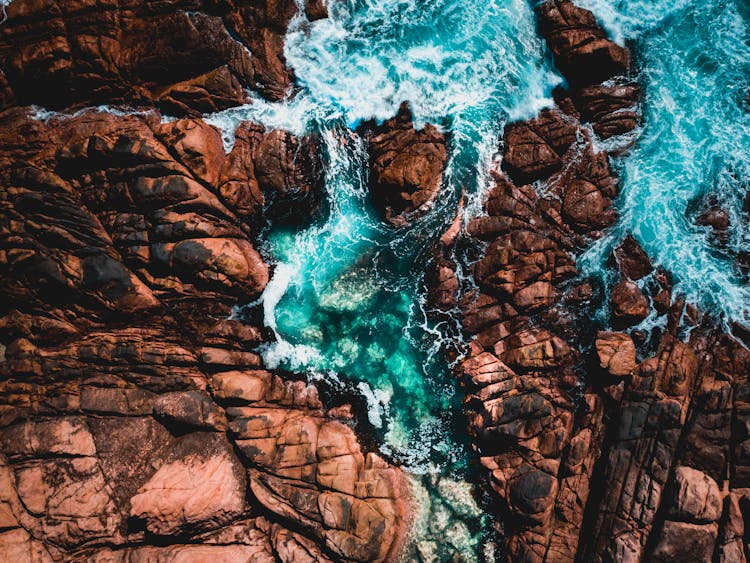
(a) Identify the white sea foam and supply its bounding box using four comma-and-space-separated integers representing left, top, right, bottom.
0, 0, 12, 25
284, 0, 557, 128
357, 381, 390, 428
203, 92, 324, 152
29, 104, 155, 122
575, 0, 694, 45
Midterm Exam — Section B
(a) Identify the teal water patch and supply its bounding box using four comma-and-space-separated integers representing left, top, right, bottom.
260, 130, 464, 469
577, 0, 750, 326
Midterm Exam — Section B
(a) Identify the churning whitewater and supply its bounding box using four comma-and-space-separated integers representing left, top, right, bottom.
578, 0, 750, 326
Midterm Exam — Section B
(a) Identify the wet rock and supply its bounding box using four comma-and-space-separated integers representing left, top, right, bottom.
561, 179, 611, 231
573, 83, 641, 139
697, 203, 731, 246
362, 102, 448, 226
595, 331, 636, 376
538, 0, 630, 87
306, 0, 330, 22
502, 109, 577, 185
610, 279, 651, 327
697, 207, 731, 231
247, 125, 323, 222
615, 234, 653, 280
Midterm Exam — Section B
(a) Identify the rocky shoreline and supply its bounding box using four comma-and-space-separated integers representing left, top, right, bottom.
430, 1, 750, 561
1, 0, 749, 562
0, 1, 411, 561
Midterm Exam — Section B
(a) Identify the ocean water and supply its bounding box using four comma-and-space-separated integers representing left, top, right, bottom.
577, 0, 750, 327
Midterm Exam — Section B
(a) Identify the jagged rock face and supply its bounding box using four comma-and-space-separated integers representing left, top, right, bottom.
428, 1, 750, 561
538, 0, 630, 87
0, 106, 408, 561
361, 103, 448, 227
0, 0, 312, 114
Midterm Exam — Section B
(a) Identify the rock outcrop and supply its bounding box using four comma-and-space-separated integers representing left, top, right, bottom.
0, 0, 322, 115
361, 103, 448, 226
0, 106, 408, 561
0, 2, 409, 550
0, 106, 408, 560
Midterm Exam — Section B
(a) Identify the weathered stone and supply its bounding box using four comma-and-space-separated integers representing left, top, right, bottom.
595, 331, 637, 377
611, 279, 651, 327
667, 466, 722, 523
362, 103, 448, 226
130, 449, 246, 535
153, 391, 228, 432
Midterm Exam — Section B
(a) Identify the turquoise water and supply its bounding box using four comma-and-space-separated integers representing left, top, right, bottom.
268, 0, 558, 464
222, 0, 561, 558
577, 0, 750, 326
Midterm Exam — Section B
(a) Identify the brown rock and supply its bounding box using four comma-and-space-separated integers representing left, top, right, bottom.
502, 109, 577, 185
611, 279, 651, 327
538, 0, 630, 87
0, 95, 406, 562
129, 448, 246, 535
667, 466, 722, 523
717, 493, 746, 563
615, 234, 653, 280
0, 0, 308, 111
153, 391, 228, 432
363, 103, 447, 226
595, 331, 637, 376
573, 83, 641, 139
249, 126, 322, 222
651, 521, 718, 563
562, 179, 610, 231
211, 371, 273, 405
